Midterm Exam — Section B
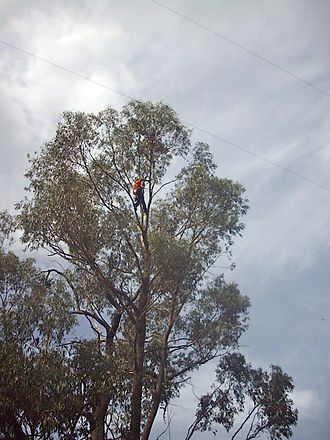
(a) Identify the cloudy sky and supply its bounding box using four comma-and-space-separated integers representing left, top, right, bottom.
1, 0, 329, 438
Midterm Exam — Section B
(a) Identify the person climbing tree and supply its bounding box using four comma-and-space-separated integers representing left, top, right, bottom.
132, 178, 148, 213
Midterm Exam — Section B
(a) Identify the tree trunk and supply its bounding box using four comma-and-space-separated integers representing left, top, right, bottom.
141, 352, 165, 440
90, 312, 122, 440
90, 394, 110, 440
130, 277, 148, 439
141, 309, 175, 440
130, 224, 150, 439
1, 413, 28, 440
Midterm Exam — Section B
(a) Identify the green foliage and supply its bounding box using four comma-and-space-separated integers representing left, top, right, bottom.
188, 353, 298, 439
0, 249, 84, 439
0, 211, 15, 247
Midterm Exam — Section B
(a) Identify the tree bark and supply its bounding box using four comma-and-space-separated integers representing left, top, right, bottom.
130, 276, 149, 439
0, 413, 28, 440
129, 223, 150, 439
90, 394, 110, 440
141, 281, 178, 439
141, 348, 166, 440
90, 312, 122, 440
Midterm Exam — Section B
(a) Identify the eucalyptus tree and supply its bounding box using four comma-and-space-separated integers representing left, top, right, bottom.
0, 247, 83, 439
16, 100, 295, 440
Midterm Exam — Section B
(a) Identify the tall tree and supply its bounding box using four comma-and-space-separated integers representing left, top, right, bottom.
15, 100, 296, 439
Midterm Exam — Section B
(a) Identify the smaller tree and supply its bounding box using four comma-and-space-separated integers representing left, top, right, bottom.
186, 353, 298, 440
0, 246, 84, 439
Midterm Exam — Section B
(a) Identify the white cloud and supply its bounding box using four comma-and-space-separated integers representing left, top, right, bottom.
293, 389, 326, 420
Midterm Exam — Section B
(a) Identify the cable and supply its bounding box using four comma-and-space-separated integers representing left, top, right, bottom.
1, 39, 329, 193
0, 40, 134, 101
182, 120, 330, 193
150, 0, 330, 98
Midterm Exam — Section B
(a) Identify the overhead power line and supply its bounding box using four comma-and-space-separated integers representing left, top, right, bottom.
182, 120, 330, 192
0, 39, 329, 193
151, 0, 330, 98
0, 40, 133, 101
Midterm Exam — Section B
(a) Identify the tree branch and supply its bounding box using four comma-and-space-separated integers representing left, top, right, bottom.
230, 404, 261, 440
70, 309, 110, 332
153, 178, 178, 198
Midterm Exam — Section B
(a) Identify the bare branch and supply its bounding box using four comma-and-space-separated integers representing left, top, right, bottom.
155, 410, 173, 440
69, 309, 110, 332
230, 404, 261, 440
153, 178, 178, 198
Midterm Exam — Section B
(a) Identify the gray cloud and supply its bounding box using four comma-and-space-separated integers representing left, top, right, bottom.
1, 1, 329, 438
